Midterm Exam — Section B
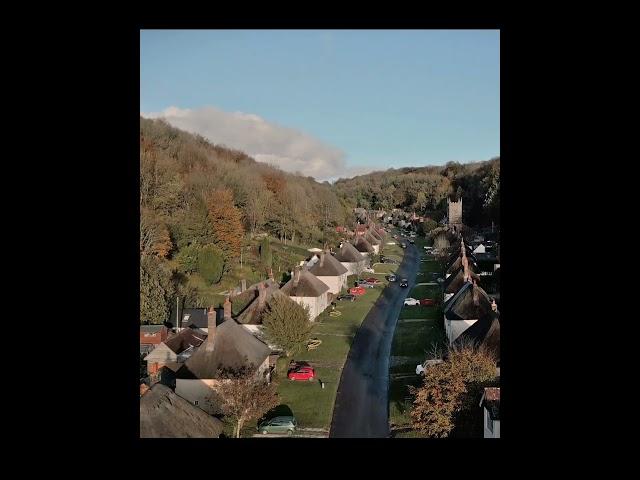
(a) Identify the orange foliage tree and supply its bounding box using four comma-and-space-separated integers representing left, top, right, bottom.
206, 188, 244, 260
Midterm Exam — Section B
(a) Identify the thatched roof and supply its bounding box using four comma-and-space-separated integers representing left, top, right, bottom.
443, 264, 480, 294
308, 252, 348, 277
444, 282, 493, 321
334, 242, 365, 263
140, 384, 224, 438
354, 236, 374, 253
236, 279, 281, 325
280, 269, 330, 298
176, 319, 271, 380
364, 231, 381, 245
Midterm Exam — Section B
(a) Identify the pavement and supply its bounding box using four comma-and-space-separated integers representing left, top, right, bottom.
329, 243, 420, 438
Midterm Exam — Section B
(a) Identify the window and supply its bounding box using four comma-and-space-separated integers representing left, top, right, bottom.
486, 410, 493, 433
194, 400, 199, 406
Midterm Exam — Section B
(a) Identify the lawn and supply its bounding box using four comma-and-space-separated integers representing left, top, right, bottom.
388, 232, 446, 429
240, 268, 402, 436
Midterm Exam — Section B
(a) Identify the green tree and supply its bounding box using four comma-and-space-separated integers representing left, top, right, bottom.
175, 244, 200, 274
140, 257, 171, 324
260, 237, 272, 269
197, 244, 225, 285
262, 294, 313, 357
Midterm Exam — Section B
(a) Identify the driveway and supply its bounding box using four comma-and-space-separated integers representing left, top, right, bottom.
329, 243, 420, 437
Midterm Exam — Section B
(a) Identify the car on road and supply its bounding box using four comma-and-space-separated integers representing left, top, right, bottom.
387, 274, 397, 282
288, 365, 316, 381
349, 286, 366, 295
365, 277, 381, 284
420, 298, 436, 306
404, 297, 420, 306
400, 279, 408, 287
257, 416, 297, 436
337, 294, 356, 301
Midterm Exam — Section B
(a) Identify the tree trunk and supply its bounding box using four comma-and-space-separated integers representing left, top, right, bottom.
235, 419, 242, 438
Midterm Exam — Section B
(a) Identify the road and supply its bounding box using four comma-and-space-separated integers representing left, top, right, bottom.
329, 243, 420, 438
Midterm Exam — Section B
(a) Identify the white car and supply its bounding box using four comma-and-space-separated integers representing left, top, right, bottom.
363, 267, 375, 273
404, 298, 420, 306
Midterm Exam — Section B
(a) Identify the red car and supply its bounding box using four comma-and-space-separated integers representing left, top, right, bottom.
420, 298, 436, 306
288, 366, 316, 381
349, 286, 366, 295
365, 277, 381, 284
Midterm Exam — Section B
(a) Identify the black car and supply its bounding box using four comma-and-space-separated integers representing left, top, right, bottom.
337, 294, 356, 301
400, 279, 408, 287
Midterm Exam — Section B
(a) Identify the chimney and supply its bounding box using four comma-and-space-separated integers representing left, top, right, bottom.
293, 266, 301, 287
258, 282, 267, 309
241, 279, 247, 292
223, 296, 232, 321
472, 281, 479, 306
320, 252, 325, 268
269, 268, 274, 281
205, 307, 217, 352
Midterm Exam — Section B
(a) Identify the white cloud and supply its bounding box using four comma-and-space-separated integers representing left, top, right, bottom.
141, 105, 367, 181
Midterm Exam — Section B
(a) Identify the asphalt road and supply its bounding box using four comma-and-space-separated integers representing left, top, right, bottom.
329, 243, 420, 438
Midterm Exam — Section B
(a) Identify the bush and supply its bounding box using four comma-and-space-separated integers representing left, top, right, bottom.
262, 294, 313, 357
197, 244, 225, 285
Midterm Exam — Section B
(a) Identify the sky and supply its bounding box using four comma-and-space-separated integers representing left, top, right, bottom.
140, 30, 499, 181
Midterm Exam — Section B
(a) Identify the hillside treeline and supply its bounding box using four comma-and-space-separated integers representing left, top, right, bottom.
333, 158, 500, 227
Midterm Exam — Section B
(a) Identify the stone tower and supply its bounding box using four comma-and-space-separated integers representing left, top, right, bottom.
448, 196, 463, 226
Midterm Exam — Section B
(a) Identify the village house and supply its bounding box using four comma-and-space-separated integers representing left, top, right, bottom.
364, 231, 381, 254
334, 241, 367, 276
443, 280, 500, 354
140, 383, 224, 438
443, 260, 481, 304
140, 324, 171, 356
307, 249, 349, 294
480, 387, 500, 438
280, 266, 331, 321
143, 327, 207, 377
354, 235, 375, 257
175, 304, 272, 415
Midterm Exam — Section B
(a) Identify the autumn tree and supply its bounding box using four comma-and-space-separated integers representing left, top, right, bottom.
409, 343, 497, 438
262, 293, 313, 357
206, 188, 244, 260
211, 366, 279, 438
197, 244, 225, 285
140, 209, 173, 258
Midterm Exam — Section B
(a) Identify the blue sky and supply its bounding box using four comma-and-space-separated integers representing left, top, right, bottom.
141, 30, 499, 180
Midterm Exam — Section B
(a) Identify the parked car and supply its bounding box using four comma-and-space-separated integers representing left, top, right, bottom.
349, 287, 366, 296
363, 267, 375, 273
354, 280, 374, 288
257, 416, 297, 436
404, 297, 420, 306
400, 279, 408, 287
387, 274, 397, 282
365, 277, 381, 284
288, 365, 316, 381
337, 294, 356, 302
401, 243, 407, 249
420, 298, 436, 306
409, 239, 415, 244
